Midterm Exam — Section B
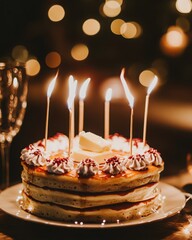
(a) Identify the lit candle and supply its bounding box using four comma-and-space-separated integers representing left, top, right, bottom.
79, 78, 91, 133
142, 75, 158, 146
67, 76, 77, 157
104, 88, 112, 139
44, 72, 58, 150
120, 68, 134, 155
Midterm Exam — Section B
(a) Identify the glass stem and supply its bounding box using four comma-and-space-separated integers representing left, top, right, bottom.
0, 141, 11, 189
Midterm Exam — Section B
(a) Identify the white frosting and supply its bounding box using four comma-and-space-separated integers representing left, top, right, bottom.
46, 157, 74, 175
144, 148, 163, 167
20, 144, 47, 167
77, 159, 98, 177
102, 156, 127, 175
127, 154, 148, 171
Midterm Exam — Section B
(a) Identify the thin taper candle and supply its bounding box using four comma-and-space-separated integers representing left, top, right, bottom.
78, 78, 90, 133
44, 72, 58, 150
142, 75, 158, 146
44, 96, 50, 151
79, 99, 84, 133
68, 109, 73, 157
130, 107, 134, 155
104, 100, 110, 139
104, 88, 112, 139
142, 94, 149, 146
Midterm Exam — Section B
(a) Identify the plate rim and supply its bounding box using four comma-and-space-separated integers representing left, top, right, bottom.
0, 182, 186, 229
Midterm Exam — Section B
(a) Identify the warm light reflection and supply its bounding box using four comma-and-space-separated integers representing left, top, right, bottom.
71, 44, 89, 61
26, 59, 40, 76
160, 26, 188, 56
47, 73, 57, 97
45, 52, 61, 68
176, 0, 192, 13
12, 45, 28, 62
103, 1, 121, 17
48, 5, 65, 22
120, 22, 142, 39
13, 77, 19, 89
111, 19, 125, 35
147, 76, 158, 94
82, 19, 100, 36
139, 70, 156, 87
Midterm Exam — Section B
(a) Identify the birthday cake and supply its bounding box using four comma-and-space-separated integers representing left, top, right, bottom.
20, 131, 164, 223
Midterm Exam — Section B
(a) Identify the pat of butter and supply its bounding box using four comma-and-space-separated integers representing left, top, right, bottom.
79, 131, 111, 153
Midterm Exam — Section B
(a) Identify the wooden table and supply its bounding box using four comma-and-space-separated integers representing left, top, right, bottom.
0, 172, 192, 240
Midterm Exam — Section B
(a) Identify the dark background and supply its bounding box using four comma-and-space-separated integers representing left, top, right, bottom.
0, 0, 192, 184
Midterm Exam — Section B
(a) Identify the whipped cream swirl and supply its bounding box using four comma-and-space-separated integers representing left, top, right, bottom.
127, 154, 148, 171
20, 144, 47, 167
102, 156, 127, 175
144, 148, 163, 166
77, 159, 98, 178
46, 157, 74, 175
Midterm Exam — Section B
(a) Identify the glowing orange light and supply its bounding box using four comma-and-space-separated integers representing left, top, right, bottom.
48, 5, 65, 22
71, 44, 89, 61
111, 19, 125, 35
176, 0, 192, 13
45, 52, 61, 68
26, 59, 40, 76
103, 1, 121, 17
82, 19, 100, 36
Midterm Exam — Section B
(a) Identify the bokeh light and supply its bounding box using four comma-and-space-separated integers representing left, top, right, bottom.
26, 58, 41, 76
45, 51, 61, 68
71, 44, 89, 61
103, 1, 121, 17
48, 5, 65, 22
160, 26, 188, 56
139, 70, 156, 87
82, 19, 100, 36
176, 0, 192, 13
12, 45, 28, 62
111, 19, 125, 35
120, 22, 142, 39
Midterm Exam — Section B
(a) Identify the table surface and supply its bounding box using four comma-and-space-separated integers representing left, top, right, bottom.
0, 172, 192, 240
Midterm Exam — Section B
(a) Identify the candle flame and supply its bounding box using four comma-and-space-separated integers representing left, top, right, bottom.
105, 88, 112, 101
13, 77, 19, 89
120, 68, 134, 108
67, 75, 77, 110
47, 71, 58, 97
147, 75, 158, 95
79, 78, 91, 100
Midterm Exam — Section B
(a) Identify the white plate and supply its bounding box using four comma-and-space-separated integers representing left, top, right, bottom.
0, 182, 186, 228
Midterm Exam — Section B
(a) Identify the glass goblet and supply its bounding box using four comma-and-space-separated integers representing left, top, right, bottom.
0, 61, 28, 189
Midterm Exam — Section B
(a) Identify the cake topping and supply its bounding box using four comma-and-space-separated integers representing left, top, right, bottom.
127, 154, 148, 171
79, 131, 111, 153
46, 157, 74, 175
77, 158, 99, 178
144, 148, 163, 166
20, 144, 47, 167
102, 156, 127, 175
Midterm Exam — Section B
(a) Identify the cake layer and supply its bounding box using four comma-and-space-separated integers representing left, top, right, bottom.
21, 192, 162, 223
22, 181, 159, 209
21, 161, 163, 193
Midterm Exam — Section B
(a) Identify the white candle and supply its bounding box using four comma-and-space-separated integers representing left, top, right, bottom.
79, 78, 91, 133
143, 75, 158, 146
44, 73, 57, 151
104, 88, 112, 139
120, 68, 134, 155
67, 76, 77, 157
